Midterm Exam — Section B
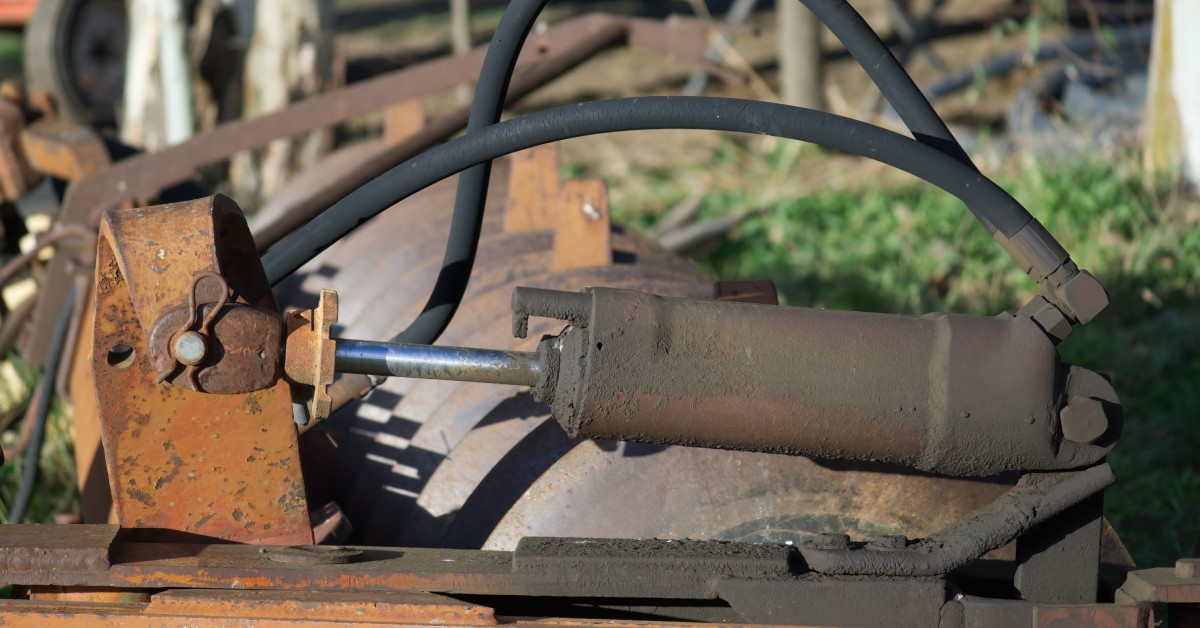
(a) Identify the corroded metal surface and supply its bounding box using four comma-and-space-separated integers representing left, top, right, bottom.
285, 290, 339, 421
19, 119, 110, 182
92, 196, 310, 544
0, 590, 500, 627
0, 99, 37, 200
525, 287, 1116, 476
551, 179, 612, 270
0, 524, 115, 571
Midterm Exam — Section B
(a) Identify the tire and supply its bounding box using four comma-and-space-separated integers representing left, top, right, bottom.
24, 0, 127, 126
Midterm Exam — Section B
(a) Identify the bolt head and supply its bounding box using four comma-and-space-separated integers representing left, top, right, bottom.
1178, 559, 1199, 579
1060, 395, 1108, 444
173, 331, 207, 366
1055, 270, 1109, 324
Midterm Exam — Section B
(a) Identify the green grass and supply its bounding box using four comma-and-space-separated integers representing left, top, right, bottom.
595, 137, 1200, 569
0, 32, 20, 82
0, 355, 78, 525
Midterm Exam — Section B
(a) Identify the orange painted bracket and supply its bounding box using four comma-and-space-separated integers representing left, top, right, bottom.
551, 178, 612, 271
503, 144, 560, 232
20, 119, 111, 182
383, 99, 426, 147
91, 195, 312, 544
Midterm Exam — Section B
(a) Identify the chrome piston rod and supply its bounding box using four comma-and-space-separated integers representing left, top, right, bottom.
334, 339, 542, 387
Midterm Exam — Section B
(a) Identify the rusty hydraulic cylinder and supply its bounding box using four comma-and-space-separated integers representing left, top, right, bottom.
513, 287, 1119, 477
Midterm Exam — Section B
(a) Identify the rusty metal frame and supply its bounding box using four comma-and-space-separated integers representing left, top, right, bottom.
0, 523, 1173, 627
90, 196, 310, 544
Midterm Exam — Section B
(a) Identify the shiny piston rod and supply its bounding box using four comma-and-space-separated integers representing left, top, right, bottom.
334, 339, 542, 387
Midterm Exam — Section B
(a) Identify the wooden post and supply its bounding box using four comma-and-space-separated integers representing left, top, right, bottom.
450, 0, 472, 105
229, 0, 336, 208
778, 1, 824, 109
1144, 0, 1180, 176
1145, 0, 1200, 186
121, 0, 194, 150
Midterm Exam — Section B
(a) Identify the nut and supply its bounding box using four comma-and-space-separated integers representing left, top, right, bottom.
1178, 559, 1199, 579
171, 331, 207, 366
1060, 395, 1109, 444
283, 290, 338, 421
1054, 269, 1109, 324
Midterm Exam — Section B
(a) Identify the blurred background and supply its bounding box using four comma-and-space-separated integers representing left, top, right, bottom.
0, 0, 1192, 570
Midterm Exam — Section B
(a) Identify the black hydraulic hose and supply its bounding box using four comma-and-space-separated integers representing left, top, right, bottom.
387, 0, 977, 347
796, 0, 972, 168
6, 281, 77, 524
393, 0, 548, 346
261, 97, 1035, 284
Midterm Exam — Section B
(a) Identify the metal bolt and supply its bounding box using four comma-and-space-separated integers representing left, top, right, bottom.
1178, 559, 1199, 579
1060, 395, 1108, 444
172, 331, 207, 366
812, 533, 850, 550
582, 201, 601, 220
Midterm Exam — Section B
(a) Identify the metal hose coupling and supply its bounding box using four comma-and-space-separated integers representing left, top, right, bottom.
993, 220, 1109, 327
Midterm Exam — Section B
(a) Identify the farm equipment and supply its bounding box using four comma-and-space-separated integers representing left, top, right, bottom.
0, 1, 1193, 626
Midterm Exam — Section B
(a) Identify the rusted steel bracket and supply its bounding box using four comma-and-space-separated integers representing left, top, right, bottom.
503, 145, 615, 270
30, 13, 747, 363
551, 179, 612, 271
91, 195, 311, 544
0, 522, 1170, 626
284, 289, 338, 423
504, 144, 560, 233
19, 119, 111, 182
0, 99, 38, 201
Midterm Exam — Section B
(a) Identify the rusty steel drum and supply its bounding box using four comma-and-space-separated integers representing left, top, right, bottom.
271, 148, 1026, 552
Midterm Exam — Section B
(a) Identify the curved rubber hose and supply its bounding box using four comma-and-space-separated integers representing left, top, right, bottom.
393, 0, 977, 346
7, 281, 78, 523
262, 97, 1034, 284
394, 0, 549, 345
798, 0, 972, 167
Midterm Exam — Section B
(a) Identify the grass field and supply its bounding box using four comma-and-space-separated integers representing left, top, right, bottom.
589, 137, 1200, 568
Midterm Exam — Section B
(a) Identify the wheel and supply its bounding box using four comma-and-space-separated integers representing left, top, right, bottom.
24, 0, 127, 126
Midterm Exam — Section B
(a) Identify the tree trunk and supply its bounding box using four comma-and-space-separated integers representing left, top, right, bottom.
1145, 0, 1199, 185
778, 1, 824, 109
121, 0, 194, 150
450, 0, 472, 105
229, 0, 336, 209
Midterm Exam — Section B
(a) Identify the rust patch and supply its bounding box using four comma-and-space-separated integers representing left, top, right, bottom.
91, 196, 312, 545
